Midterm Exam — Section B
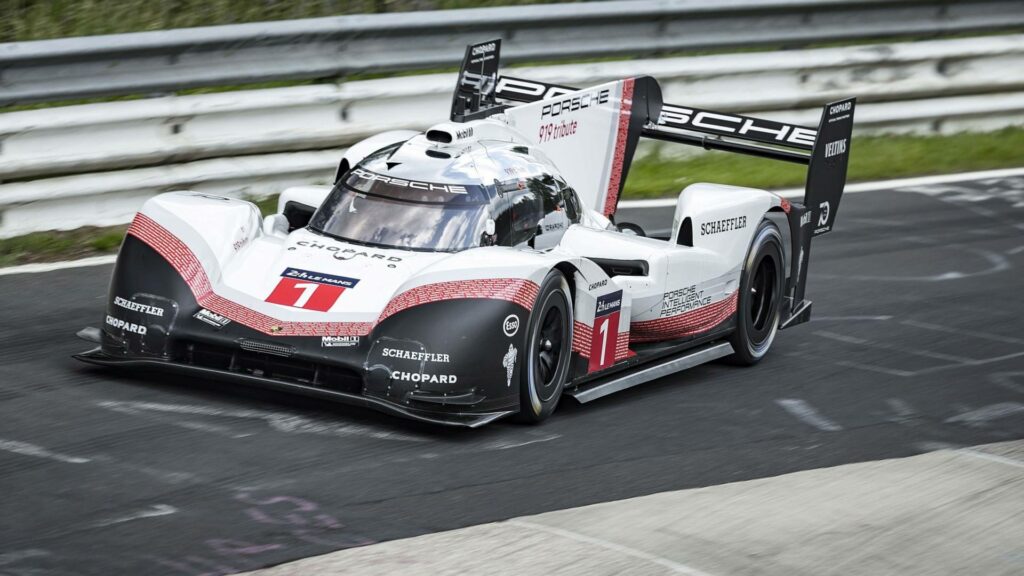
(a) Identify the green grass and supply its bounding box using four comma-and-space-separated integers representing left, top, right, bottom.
0, 0, 575, 43
623, 126, 1024, 198
0, 225, 127, 267
3, 0, 1017, 112
248, 194, 281, 216
1, 127, 1022, 267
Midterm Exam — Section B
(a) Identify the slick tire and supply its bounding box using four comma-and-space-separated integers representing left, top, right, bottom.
516, 270, 573, 423
727, 219, 785, 366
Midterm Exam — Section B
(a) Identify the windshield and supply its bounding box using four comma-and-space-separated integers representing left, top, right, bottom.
309, 169, 493, 252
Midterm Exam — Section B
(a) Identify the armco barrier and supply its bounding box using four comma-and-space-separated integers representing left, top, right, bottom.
2, 34, 1022, 182
2, 0, 1022, 105
1, 35, 1023, 237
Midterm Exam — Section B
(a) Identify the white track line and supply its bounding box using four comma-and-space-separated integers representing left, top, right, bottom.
483, 434, 562, 450
945, 403, 1024, 426
508, 520, 717, 576
776, 399, 844, 432
618, 166, 1024, 208
92, 504, 178, 528
97, 400, 428, 443
958, 449, 1024, 469
0, 439, 91, 464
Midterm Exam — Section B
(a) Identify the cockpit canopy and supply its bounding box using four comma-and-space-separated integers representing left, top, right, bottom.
309, 136, 583, 252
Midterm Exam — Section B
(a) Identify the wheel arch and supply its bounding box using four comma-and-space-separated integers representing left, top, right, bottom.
553, 261, 580, 303
764, 205, 792, 276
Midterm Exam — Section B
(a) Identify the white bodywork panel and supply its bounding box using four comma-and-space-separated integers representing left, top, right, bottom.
502, 79, 631, 217
337, 130, 420, 182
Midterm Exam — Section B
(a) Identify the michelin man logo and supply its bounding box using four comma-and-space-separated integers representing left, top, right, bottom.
502, 344, 517, 387
818, 201, 830, 227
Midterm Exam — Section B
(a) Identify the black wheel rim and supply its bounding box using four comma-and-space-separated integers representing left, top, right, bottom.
533, 302, 565, 402
748, 254, 778, 345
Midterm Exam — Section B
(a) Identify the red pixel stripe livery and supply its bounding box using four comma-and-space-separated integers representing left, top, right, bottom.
629, 292, 738, 343
602, 78, 634, 216
127, 213, 539, 337
572, 321, 631, 368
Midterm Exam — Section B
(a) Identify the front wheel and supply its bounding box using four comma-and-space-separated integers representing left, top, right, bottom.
516, 271, 573, 423
727, 219, 785, 366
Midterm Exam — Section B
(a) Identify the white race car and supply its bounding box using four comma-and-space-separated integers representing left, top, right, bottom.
76, 40, 855, 427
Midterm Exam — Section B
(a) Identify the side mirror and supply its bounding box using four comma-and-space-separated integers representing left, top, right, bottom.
481, 218, 497, 246
616, 222, 646, 237
263, 214, 289, 238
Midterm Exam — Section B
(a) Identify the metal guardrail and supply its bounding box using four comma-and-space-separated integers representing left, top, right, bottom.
3, 34, 1022, 182
2, 0, 1024, 105
2, 34, 1023, 238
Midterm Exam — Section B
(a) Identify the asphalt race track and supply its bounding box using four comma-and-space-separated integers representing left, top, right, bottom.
2, 175, 1023, 575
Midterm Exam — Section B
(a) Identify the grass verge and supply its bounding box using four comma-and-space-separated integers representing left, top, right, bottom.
1, 127, 1021, 268
1, 0, 573, 43
0, 226, 127, 267
623, 126, 1024, 197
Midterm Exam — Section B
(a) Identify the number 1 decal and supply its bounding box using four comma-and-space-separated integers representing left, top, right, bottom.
588, 290, 623, 373
290, 283, 320, 308
265, 268, 361, 312
598, 317, 609, 367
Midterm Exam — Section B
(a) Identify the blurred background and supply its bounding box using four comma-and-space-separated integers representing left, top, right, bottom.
0, 0, 565, 42
0, 2, 1022, 575
0, 0, 1022, 264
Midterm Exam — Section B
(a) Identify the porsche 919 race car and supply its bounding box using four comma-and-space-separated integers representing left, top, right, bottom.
76, 40, 855, 427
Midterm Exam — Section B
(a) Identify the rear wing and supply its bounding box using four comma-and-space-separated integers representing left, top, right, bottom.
492, 74, 854, 237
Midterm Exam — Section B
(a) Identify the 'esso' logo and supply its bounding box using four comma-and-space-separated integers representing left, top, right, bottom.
503, 314, 520, 337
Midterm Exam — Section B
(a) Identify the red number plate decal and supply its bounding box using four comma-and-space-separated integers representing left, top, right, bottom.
265, 268, 360, 312
588, 290, 623, 372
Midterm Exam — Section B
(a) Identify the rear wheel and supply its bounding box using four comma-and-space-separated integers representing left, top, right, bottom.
728, 219, 784, 365
517, 271, 573, 423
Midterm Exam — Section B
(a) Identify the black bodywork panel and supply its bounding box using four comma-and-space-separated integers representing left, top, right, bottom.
77, 235, 739, 426
79, 236, 527, 427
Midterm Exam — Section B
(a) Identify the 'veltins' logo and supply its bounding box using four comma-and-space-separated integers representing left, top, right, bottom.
824, 138, 847, 158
